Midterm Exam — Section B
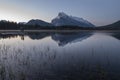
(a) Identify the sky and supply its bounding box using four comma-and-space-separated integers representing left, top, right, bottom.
0, 0, 120, 26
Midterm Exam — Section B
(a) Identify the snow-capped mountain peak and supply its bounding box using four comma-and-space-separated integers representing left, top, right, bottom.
58, 12, 68, 17
56, 12, 69, 19
52, 12, 95, 27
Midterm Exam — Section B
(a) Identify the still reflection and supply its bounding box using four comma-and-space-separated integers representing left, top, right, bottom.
52, 32, 92, 46
0, 31, 119, 80
111, 32, 120, 40
0, 32, 93, 46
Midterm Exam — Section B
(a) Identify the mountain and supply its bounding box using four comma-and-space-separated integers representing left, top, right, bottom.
106, 20, 120, 27
51, 12, 95, 27
27, 19, 53, 26
100, 20, 120, 29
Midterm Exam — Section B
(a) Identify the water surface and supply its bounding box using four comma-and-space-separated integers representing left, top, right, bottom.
0, 31, 120, 80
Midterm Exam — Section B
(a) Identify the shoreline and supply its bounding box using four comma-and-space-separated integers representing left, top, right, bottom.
0, 30, 119, 33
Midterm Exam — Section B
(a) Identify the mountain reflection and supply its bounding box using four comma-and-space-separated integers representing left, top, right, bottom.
0, 32, 93, 46
27, 32, 50, 40
52, 32, 92, 46
111, 32, 120, 40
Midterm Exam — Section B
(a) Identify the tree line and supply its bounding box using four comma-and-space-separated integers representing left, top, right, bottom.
0, 20, 120, 30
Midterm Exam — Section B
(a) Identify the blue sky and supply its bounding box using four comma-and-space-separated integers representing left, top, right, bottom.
0, 0, 120, 26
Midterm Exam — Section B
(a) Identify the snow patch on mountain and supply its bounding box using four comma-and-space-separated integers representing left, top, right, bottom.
52, 12, 95, 27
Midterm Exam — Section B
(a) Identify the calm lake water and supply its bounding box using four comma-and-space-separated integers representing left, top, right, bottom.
0, 31, 120, 80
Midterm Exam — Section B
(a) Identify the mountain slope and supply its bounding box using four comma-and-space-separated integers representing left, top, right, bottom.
106, 21, 120, 27
27, 19, 53, 26
100, 20, 120, 29
51, 12, 95, 27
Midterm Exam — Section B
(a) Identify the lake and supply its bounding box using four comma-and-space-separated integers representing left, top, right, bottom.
0, 31, 120, 80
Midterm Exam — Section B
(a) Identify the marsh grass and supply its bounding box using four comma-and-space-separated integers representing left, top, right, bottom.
0, 43, 118, 80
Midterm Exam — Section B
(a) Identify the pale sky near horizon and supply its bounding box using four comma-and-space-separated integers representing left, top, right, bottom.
0, 0, 120, 26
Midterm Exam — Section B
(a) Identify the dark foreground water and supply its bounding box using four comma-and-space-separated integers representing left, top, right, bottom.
0, 31, 120, 80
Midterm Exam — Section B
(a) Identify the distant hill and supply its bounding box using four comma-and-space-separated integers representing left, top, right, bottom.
100, 21, 120, 30
27, 19, 53, 26
106, 21, 120, 27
